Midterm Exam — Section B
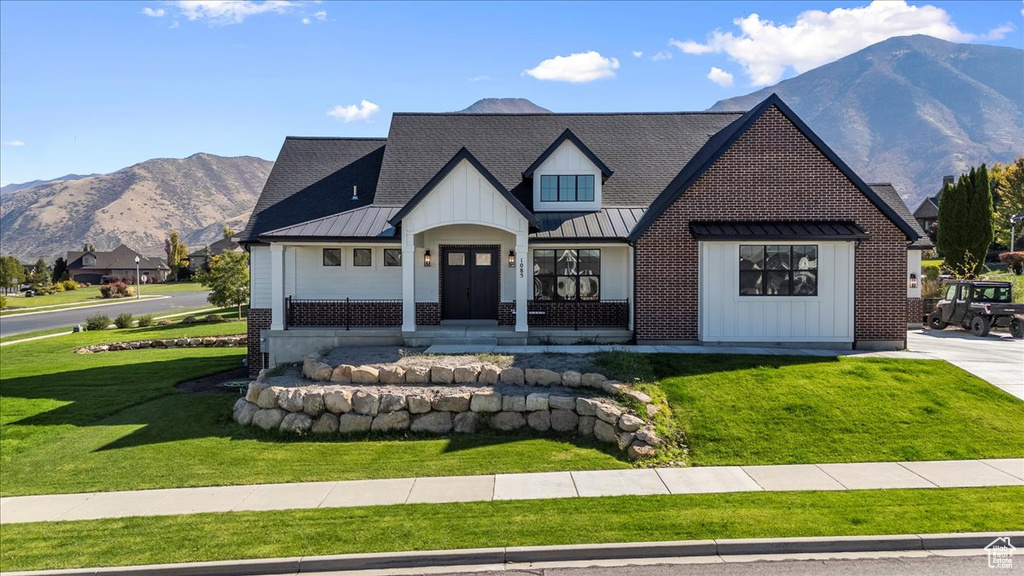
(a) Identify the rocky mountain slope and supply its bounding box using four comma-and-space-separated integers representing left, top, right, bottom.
0, 174, 98, 196
710, 35, 1023, 208
0, 154, 272, 260
459, 98, 551, 113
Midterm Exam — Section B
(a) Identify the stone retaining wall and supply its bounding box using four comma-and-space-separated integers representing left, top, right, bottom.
232, 355, 663, 460
75, 335, 246, 354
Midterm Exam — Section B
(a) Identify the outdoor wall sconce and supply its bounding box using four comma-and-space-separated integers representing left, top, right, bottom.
423, 250, 432, 267
908, 273, 918, 289
508, 250, 516, 267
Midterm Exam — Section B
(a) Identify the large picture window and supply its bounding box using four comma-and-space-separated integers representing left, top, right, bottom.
534, 249, 600, 300
539, 175, 595, 202
739, 245, 817, 296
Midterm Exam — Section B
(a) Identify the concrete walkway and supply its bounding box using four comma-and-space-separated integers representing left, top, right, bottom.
3, 458, 1021, 525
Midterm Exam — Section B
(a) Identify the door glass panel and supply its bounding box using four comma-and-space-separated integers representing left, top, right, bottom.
448, 252, 466, 266
945, 284, 957, 300
475, 252, 492, 266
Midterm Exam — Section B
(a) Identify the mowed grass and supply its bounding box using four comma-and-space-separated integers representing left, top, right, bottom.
3, 487, 1022, 571
650, 354, 1024, 465
1, 281, 207, 312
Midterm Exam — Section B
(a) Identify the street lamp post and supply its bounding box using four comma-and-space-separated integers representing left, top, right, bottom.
134, 256, 141, 299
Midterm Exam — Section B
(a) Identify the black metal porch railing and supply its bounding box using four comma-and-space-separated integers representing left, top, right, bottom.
286, 296, 403, 329
526, 299, 630, 330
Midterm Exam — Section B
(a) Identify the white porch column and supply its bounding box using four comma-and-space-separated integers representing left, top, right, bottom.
515, 233, 529, 332
402, 230, 416, 332
628, 244, 635, 331
270, 243, 285, 331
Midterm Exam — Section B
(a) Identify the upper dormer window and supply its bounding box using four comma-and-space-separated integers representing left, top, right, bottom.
83, 255, 96, 266
540, 175, 595, 202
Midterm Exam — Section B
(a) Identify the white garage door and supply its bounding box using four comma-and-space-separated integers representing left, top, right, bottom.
699, 241, 855, 344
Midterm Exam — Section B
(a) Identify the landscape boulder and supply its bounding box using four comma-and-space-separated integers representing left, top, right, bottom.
501, 395, 526, 412
575, 398, 600, 417
351, 366, 380, 384
595, 403, 622, 424
470, 391, 502, 413
430, 366, 454, 384
453, 365, 480, 383
581, 373, 607, 388
525, 392, 549, 411
311, 413, 339, 434
490, 411, 526, 431
256, 387, 281, 409
331, 364, 353, 383
593, 420, 617, 443
302, 390, 326, 416
378, 366, 405, 384
550, 409, 579, 432
246, 382, 269, 404
278, 388, 305, 413
252, 408, 286, 431
453, 411, 480, 433
411, 411, 453, 434
525, 368, 560, 386
324, 389, 352, 413
548, 395, 576, 410
352, 390, 380, 416
379, 393, 407, 413
628, 442, 656, 460
338, 412, 372, 434
405, 366, 430, 383
371, 410, 410, 432
561, 371, 582, 388
577, 415, 596, 437
498, 367, 524, 385
407, 395, 432, 414
432, 393, 471, 412
479, 365, 500, 385
618, 414, 643, 432
527, 410, 550, 432
280, 412, 313, 433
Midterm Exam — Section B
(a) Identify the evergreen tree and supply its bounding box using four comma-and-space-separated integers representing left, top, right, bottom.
937, 165, 994, 277
52, 257, 68, 283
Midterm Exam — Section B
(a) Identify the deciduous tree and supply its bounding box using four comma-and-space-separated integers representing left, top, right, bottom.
195, 250, 249, 318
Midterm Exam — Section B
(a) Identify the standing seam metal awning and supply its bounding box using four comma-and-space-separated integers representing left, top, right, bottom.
689, 221, 869, 241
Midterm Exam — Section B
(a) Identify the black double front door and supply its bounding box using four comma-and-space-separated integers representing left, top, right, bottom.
441, 247, 499, 320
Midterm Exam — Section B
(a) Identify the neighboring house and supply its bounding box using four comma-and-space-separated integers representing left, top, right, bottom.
912, 175, 954, 232
189, 237, 243, 272
239, 94, 923, 376
66, 244, 170, 284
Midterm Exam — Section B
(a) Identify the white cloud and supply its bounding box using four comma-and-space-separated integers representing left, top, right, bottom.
301, 17, 310, 24
651, 51, 673, 62
523, 51, 620, 83
327, 99, 380, 122
707, 67, 734, 87
141, 7, 166, 17
170, 1, 295, 25
169, 20, 181, 28
670, 1, 997, 86
632, 50, 643, 58
980, 22, 1015, 40
468, 75, 491, 82
3, 140, 26, 147
314, 9, 327, 21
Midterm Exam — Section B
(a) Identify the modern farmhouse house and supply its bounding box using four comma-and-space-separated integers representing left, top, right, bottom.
239, 95, 924, 375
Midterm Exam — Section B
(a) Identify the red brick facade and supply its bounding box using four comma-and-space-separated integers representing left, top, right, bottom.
907, 297, 923, 326
416, 302, 441, 325
247, 308, 271, 377
634, 106, 907, 345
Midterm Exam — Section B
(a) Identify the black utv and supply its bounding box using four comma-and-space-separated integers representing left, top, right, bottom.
927, 280, 1024, 338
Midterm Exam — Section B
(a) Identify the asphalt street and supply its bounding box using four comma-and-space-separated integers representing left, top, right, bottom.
0, 291, 213, 337
418, 554, 1017, 576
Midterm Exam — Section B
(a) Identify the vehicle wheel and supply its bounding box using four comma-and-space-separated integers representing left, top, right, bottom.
928, 314, 948, 330
1011, 318, 1024, 339
970, 315, 991, 337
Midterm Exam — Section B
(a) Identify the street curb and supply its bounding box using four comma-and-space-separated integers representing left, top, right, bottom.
3, 532, 1020, 576
0, 296, 168, 318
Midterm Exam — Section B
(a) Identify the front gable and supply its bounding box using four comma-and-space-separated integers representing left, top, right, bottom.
525, 132, 609, 213
392, 149, 533, 236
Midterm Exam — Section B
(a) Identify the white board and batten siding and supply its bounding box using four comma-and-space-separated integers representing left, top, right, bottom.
403, 159, 529, 236
907, 250, 922, 299
288, 245, 401, 300
699, 241, 855, 343
250, 245, 272, 308
531, 140, 602, 212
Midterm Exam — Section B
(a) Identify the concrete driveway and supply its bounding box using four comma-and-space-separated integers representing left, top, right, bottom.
908, 329, 1023, 400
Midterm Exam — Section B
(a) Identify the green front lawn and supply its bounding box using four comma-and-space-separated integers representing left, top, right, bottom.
649, 354, 1024, 465
3, 487, 1021, 571
1, 281, 207, 313
3, 324, 1023, 496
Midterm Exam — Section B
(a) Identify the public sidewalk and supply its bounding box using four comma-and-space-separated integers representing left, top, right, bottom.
3, 458, 1021, 525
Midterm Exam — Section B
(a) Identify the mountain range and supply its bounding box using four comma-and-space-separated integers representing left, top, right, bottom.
2, 35, 1019, 260
710, 35, 1023, 207
0, 154, 272, 261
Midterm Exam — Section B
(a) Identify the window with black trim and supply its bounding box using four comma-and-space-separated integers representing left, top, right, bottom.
539, 175, 595, 202
383, 249, 402, 267
323, 248, 341, 267
533, 249, 600, 300
739, 245, 817, 296
353, 248, 372, 267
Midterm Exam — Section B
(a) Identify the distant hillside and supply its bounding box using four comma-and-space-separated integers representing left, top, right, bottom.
459, 98, 551, 113
0, 153, 272, 261
0, 174, 98, 196
710, 35, 1024, 207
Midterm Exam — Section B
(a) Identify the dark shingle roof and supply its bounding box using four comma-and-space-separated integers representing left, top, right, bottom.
913, 196, 939, 220
238, 137, 387, 242
190, 237, 241, 257
868, 183, 934, 249
374, 112, 744, 209
66, 245, 169, 271
261, 206, 400, 240
689, 221, 868, 241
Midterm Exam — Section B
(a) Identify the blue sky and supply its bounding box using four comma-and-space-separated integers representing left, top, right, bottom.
1, 0, 1021, 184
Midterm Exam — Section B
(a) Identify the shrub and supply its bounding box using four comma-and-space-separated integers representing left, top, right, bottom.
113, 313, 134, 329
136, 314, 155, 327
180, 315, 199, 325
85, 314, 111, 331
157, 319, 172, 326
205, 313, 226, 323
99, 282, 133, 299
922, 264, 941, 281
0, 295, 6, 309
60, 280, 79, 291
998, 252, 1024, 275
53, 282, 66, 292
